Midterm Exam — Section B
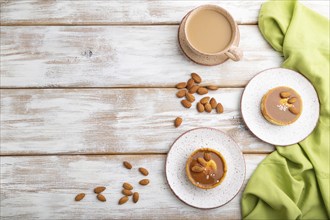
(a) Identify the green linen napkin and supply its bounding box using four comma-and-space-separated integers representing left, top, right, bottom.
241, 0, 329, 219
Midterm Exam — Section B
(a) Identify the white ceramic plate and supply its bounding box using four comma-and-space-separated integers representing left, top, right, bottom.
241, 68, 319, 146
165, 128, 245, 209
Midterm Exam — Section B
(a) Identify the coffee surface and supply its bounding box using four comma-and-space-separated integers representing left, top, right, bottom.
186, 9, 232, 54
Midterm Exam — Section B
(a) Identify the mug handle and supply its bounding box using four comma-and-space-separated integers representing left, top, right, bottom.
225, 46, 243, 61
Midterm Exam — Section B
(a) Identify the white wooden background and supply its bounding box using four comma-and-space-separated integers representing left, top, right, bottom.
0, 1, 329, 219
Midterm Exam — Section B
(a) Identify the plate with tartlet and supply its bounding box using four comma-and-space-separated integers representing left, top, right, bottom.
165, 128, 245, 209
241, 68, 319, 146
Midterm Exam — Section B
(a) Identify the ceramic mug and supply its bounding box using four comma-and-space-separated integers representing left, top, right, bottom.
178, 5, 243, 66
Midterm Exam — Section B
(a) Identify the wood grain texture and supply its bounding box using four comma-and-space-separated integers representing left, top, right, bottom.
0, 0, 328, 25
0, 88, 274, 155
0, 25, 283, 88
0, 154, 266, 219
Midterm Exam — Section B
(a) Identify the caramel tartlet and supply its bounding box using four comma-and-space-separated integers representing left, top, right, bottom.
186, 148, 227, 189
261, 86, 302, 125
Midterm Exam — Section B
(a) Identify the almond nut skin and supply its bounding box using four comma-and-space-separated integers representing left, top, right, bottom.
288, 97, 297, 104
186, 78, 195, 89
197, 102, 205, 112
181, 100, 192, 108
123, 182, 133, 190
289, 107, 299, 115
204, 152, 211, 161
197, 87, 208, 95
119, 196, 129, 205
200, 97, 210, 104
176, 82, 187, 89
75, 193, 85, 201
206, 85, 218, 91
139, 179, 150, 186
123, 161, 132, 169
138, 167, 149, 176
174, 117, 182, 128
216, 103, 224, 113
191, 73, 202, 83
185, 93, 195, 102
94, 186, 106, 194
188, 85, 199, 94
280, 91, 291, 98
176, 90, 186, 98
210, 98, 217, 109
122, 189, 133, 196
191, 165, 204, 172
205, 103, 212, 113
133, 192, 139, 203
97, 194, 106, 202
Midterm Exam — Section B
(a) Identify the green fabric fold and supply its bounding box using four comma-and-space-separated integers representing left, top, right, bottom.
241, 0, 329, 219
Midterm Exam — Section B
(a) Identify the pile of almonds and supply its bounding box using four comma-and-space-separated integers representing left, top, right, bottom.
174, 73, 224, 127
280, 91, 299, 115
74, 161, 150, 205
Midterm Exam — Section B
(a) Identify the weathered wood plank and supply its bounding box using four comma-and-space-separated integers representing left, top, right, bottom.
0, 25, 282, 88
0, 154, 266, 219
0, 0, 328, 25
0, 88, 274, 155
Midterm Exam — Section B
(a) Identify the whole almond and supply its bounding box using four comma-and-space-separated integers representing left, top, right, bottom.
280, 91, 291, 98
216, 103, 224, 113
197, 87, 208, 95
191, 73, 202, 83
94, 186, 106, 194
122, 189, 133, 196
206, 85, 218, 91
197, 102, 205, 112
119, 196, 129, 205
200, 97, 210, 104
97, 194, 106, 202
186, 78, 195, 89
188, 85, 199, 94
288, 97, 297, 104
210, 98, 217, 109
181, 100, 192, 108
138, 167, 149, 176
123, 161, 132, 169
204, 152, 211, 161
176, 82, 187, 89
174, 117, 182, 128
176, 90, 186, 98
191, 165, 204, 172
75, 193, 85, 201
205, 103, 212, 113
185, 93, 195, 102
133, 192, 139, 203
289, 107, 299, 115
139, 179, 150, 186
197, 157, 207, 166
123, 182, 133, 190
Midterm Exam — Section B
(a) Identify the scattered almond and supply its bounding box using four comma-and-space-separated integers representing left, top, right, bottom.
94, 186, 106, 194
200, 97, 210, 104
75, 193, 85, 201
123, 182, 133, 190
204, 152, 211, 161
216, 103, 224, 113
288, 97, 297, 104
133, 192, 139, 203
191, 73, 202, 83
176, 90, 186, 98
210, 98, 217, 109
289, 107, 299, 115
205, 103, 212, 113
138, 167, 149, 176
176, 82, 187, 89
191, 165, 204, 172
119, 196, 129, 205
97, 194, 106, 202
280, 91, 291, 98
186, 78, 195, 89
188, 85, 199, 94
206, 85, 218, 91
197, 87, 208, 95
174, 117, 183, 128
122, 189, 133, 196
197, 102, 205, 112
185, 93, 195, 102
181, 100, 192, 108
123, 161, 132, 169
139, 179, 150, 186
